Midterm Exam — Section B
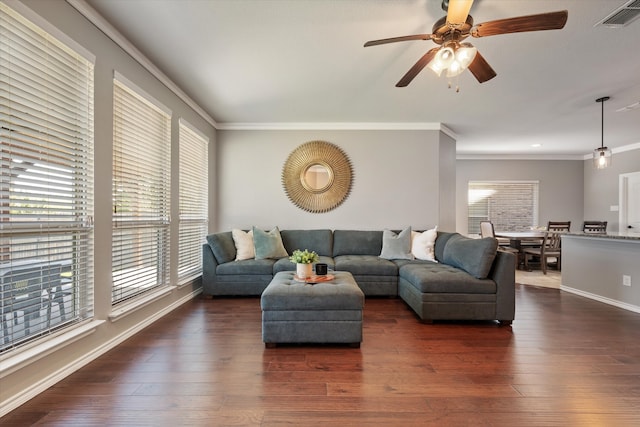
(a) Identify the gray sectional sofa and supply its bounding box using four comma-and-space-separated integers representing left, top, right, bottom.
202, 229, 515, 324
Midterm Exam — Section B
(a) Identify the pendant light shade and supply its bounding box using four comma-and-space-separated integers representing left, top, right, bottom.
593, 96, 611, 169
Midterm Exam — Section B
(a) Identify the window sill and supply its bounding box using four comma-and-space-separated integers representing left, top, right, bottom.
109, 286, 175, 323
0, 319, 105, 379
178, 273, 202, 289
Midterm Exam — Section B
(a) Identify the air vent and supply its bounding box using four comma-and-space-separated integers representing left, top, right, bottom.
596, 0, 640, 27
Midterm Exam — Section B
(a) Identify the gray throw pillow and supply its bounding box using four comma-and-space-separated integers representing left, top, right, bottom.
379, 227, 414, 260
206, 232, 236, 264
253, 226, 289, 259
442, 234, 498, 279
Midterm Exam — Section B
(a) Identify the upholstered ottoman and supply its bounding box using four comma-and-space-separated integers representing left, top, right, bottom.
261, 271, 364, 347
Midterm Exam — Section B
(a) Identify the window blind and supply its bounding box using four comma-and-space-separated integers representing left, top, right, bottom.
178, 120, 208, 282
112, 78, 170, 304
1, 3, 94, 352
468, 181, 539, 235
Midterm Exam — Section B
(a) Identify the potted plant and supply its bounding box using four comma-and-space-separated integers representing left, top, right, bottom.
289, 249, 319, 279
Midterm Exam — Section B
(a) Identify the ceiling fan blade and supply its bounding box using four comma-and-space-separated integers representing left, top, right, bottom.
364, 34, 433, 47
472, 10, 568, 38
396, 48, 440, 87
467, 51, 497, 83
447, 0, 475, 26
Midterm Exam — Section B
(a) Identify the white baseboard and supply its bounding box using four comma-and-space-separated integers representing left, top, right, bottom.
0, 288, 202, 417
561, 285, 640, 314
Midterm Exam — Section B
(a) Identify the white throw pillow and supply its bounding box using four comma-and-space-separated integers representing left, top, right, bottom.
411, 226, 438, 262
232, 229, 255, 261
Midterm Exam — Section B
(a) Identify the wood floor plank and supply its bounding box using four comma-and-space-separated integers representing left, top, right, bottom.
3, 284, 640, 426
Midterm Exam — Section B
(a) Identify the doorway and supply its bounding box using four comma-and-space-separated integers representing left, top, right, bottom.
619, 171, 640, 231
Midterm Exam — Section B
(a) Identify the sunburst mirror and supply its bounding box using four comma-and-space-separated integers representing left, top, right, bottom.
282, 141, 353, 213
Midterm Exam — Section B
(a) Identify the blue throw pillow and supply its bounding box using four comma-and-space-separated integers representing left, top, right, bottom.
253, 226, 289, 260
379, 227, 414, 260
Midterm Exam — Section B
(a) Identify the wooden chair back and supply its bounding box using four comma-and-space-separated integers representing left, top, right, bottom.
547, 221, 571, 233
544, 231, 563, 252
582, 221, 607, 233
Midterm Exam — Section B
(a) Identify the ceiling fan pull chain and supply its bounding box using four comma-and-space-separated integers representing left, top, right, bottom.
447, 76, 461, 93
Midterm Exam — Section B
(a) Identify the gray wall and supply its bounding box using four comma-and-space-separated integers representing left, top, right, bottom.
439, 132, 457, 231
2, 0, 216, 411
456, 160, 584, 235
563, 235, 640, 311
216, 129, 454, 231
583, 148, 640, 232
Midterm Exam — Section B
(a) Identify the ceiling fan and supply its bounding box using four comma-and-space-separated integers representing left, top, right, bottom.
364, 0, 568, 87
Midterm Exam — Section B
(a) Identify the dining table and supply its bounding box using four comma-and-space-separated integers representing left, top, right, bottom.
494, 231, 546, 246
494, 231, 546, 270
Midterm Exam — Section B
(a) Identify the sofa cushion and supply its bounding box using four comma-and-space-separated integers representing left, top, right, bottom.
442, 234, 498, 279
216, 258, 275, 275
253, 226, 289, 259
232, 229, 255, 261
400, 263, 497, 294
280, 229, 333, 257
334, 255, 398, 276
380, 227, 413, 260
434, 231, 457, 262
206, 231, 236, 264
333, 230, 383, 256
411, 227, 438, 261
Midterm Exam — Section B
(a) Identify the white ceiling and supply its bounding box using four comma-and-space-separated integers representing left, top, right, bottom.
83, 0, 640, 156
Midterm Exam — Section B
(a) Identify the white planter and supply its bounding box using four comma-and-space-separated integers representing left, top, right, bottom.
296, 263, 312, 279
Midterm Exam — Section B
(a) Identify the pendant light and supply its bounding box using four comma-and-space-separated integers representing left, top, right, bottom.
593, 96, 612, 169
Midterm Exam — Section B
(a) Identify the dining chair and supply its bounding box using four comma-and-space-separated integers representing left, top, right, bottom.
479, 221, 520, 266
479, 221, 496, 239
523, 231, 563, 274
480, 221, 512, 245
582, 221, 607, 233
547, 221, 571, 233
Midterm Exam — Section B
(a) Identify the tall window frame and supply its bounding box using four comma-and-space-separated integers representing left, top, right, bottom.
178, 119, 208, 283
468, 181, 539, 235
112, 74, 171, 305
1, 2, 95, 352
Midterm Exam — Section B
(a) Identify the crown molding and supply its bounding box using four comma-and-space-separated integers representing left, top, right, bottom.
65, 0, 217, 128
581, 141, 640, 160
457, 153, 586, 161
459, 141, 640, 161
216, 121, 455, 133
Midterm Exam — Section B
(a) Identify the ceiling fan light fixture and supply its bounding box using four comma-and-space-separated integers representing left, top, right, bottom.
429, 43, 477, 78
446, 43, 477, 77
455, 43, 477, 68
446, 60, 464, 78
426, 46, 455, 76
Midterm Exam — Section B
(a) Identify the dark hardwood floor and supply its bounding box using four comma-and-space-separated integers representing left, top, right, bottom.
4, 284, 640, 426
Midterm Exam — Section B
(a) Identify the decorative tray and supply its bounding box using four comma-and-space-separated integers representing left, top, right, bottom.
293, 274, 335, 284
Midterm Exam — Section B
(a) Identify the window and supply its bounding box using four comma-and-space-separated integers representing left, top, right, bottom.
112, 75, 170, 304
468, 181, 539, 235
1, 3, 94, 352
178, 120, 208, 282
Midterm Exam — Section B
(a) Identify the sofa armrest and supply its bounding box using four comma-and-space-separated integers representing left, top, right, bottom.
202, 243, 220, 296
489, 251, 516, 323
